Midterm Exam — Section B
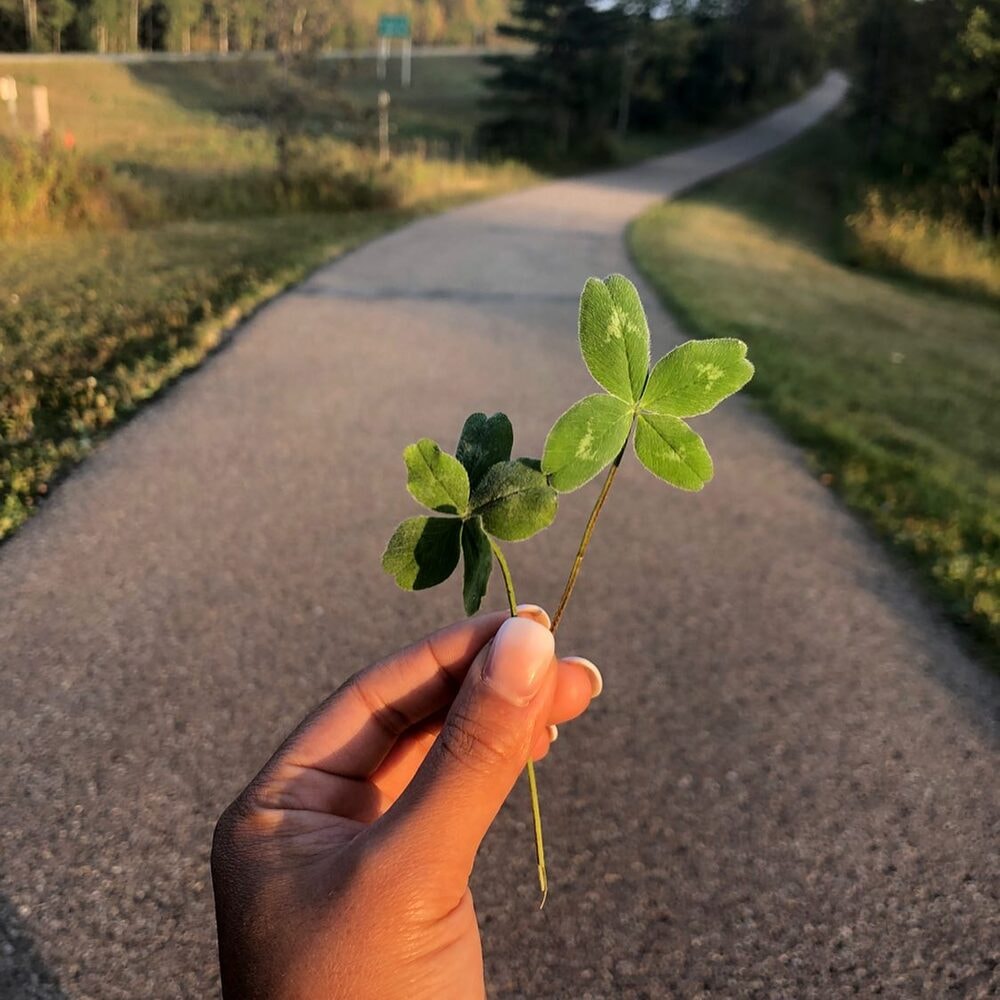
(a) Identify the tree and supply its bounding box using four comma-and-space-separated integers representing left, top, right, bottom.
164, 0, 201, 51
38, 0, 73, 49
22, 0, 38, 49
89, 0, 122, 51
938, 4, 1000, 238
480, 0, 626, 163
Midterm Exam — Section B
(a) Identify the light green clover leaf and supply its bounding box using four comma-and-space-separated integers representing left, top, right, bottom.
404, 438, 470, 514
543, 274, 753, 493
579, 274, 651, 404
639, 338, 755, 418
542, 394, 633, 493
383, 412, 557, 614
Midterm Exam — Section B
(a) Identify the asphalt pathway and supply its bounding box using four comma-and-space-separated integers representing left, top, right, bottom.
2, 72, 998, 999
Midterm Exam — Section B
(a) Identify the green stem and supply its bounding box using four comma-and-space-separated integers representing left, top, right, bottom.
489, 537, 548, 909
550, 434, 629, 636
490, 538, 518, 617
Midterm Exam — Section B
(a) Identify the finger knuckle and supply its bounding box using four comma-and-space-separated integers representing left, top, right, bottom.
438, 707, 526, 774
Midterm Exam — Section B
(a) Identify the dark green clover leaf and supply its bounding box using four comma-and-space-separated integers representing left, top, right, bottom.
383, 416, 557, 613
543, 274, 753, 493
382, 516, 462, 590
470, 459, 558, 541
456, 412, 514, 487
461, 516, 492, 616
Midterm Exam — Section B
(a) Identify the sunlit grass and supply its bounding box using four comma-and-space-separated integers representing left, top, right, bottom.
0, 56, 536, 542
0, 213, 396, 539
847, 191, 1000, 301
630, 122, 1000, 651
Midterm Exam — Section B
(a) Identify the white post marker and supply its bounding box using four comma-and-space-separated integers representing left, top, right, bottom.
402, 37, 412, 88
0, 76, 17, 127
32, 85, 50, 139
378, 90, 391, 166
377, 37, 388, 80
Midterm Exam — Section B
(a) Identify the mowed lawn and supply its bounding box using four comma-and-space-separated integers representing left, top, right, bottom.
630, 120, 1000, 652
0, 55, 533, 541
0, 54, 494, 166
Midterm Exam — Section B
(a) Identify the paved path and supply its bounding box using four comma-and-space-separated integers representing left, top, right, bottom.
3, 72, 998, 999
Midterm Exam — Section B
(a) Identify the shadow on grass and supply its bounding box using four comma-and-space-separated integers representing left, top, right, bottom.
0, 893, 67, 1000
124, 57, 380, 160
671, 111, 860, 260
127, 57, 357, 134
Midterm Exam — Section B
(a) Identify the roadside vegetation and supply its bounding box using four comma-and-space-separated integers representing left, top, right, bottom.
0, 55, 533, 540
630, 115, 1000, 650
0, 32, 806, 544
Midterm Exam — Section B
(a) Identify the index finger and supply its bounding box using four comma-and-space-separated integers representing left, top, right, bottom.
279, 606, 550, 781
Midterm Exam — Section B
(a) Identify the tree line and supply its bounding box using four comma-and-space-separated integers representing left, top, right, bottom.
481, 0, 998, 239
2, 0, 996, 239
852, 0, 999, 240
0, 0, 510, 53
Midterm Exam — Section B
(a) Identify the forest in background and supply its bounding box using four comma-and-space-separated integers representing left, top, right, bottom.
0, 0, 511, 52
5, 0, 992, 244
483, 0, 998, 241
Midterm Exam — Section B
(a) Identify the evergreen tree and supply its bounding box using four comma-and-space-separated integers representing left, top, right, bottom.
479, 0, 626, 163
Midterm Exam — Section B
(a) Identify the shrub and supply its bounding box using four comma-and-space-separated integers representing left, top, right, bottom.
847, 189, 1000, 301
0, 136, 127, 238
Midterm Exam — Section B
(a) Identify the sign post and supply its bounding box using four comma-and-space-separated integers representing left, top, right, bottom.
377, 36, 388, 80
377, 14, 412, 88
378, 90, 391, 165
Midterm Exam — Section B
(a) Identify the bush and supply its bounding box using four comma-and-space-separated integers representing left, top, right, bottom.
0, 136, 127, 238
143, 137, 406, 220
847, 189, 1000, 301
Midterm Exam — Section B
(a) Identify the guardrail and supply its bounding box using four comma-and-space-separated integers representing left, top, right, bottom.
0, 45, 520, 64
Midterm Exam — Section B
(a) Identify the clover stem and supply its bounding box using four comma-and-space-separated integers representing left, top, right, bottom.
550, 434, 630, 636
490, 538, 518, 618
488, 537, 548, 910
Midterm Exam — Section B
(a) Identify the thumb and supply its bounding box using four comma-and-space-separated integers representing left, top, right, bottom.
379, 615, 556, 889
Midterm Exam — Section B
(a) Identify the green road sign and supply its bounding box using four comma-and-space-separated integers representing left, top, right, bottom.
378, 14, 410, 38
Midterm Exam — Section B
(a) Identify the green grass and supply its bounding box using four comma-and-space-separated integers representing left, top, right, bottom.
0, 56, 520, 219
0, 213, 404, 538
0, 55, 536, 542
629, 116, 1000, 652
0, 55, 494, 167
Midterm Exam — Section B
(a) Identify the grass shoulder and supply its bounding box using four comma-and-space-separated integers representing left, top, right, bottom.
629, 118, 1000, 655
0, 174, 530, 542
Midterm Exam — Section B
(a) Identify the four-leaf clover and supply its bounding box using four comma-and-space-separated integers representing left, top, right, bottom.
382, 412, 558, 614
542, 274, 755, 493
380, 272, 756, 905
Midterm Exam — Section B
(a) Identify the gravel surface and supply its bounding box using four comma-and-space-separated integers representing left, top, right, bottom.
2, 72, 998, 999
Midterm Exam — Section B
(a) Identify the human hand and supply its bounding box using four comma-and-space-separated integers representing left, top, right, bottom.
211, 606, 601, 1000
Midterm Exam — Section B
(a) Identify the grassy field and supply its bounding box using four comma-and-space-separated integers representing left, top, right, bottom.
630, 116, 1000, 652
0, 55, 535, 541
0, 54, 494, 163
